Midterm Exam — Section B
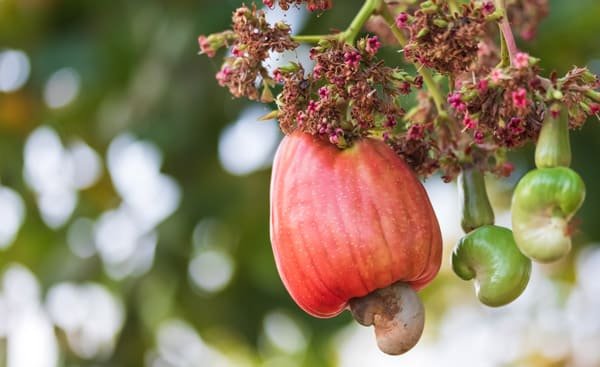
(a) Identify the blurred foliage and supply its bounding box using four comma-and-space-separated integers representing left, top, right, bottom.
0, 0, 600, 366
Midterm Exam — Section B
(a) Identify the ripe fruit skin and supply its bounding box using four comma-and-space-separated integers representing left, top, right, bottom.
270, 132, 442, 318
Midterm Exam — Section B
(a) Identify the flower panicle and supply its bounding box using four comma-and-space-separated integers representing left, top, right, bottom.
276, 38, 421, 148
400, 0, 503, 76
198, 5, 298, 101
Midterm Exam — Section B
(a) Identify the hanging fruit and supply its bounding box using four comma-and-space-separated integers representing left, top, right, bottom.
512, 167, 585, 262
512, 105, 586, 263
453, 166, 531, 306
270, 132, 442, 355
453, 225, 531, 306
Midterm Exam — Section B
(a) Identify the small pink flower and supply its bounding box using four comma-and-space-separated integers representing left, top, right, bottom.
198, 36, 215, 58
395, 12, 409, 29
344, 51, 362, 68
273, 69, 283, 83
511, 88, 528, 109
463, 115, 478, 130
384, 115, 397, 128
477, 41, 492, 58
307, 0, 333, 11
307, 100, 318, 114
591, 103, 600, 114
508, 117, 525, 134
313, 63, 324, 79
482, 2, 495, 15
477, 79, 489, 93
474, 130, 485, 144
407, 124, 424, 140
263, 0, 274, 7
490, 68, 505, 84
514, 52, 530, 69
297, 111, 307, 126
366, 36, 381, 55
216, 66, 232, 85
448, 92, 467, 112
232, 47, 244, 57
318, 86, 330, 99
329, 128, 344, 145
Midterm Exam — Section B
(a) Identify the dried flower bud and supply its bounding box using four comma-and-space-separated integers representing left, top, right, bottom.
265, 0, 333, 11
449, 60, 544, 149
556, 67, 600, 128
402, 0, 495, 75
276, 39, 420, 147
197, 31, 236, 57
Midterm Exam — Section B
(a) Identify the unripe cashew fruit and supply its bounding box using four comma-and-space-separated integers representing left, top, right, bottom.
452, 225, 531, 307
511, 167, 585, 263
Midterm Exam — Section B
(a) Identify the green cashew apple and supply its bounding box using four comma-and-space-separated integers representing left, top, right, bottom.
511, 167, 585, 263
452, 225, 531, 307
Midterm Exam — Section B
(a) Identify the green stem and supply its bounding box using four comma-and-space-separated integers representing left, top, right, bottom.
420, 71, 446, 115
379, 3, 446, 114
535, 106, 571, 168
342, 0, 383, 44
495, 0, 518, 66
498, 25, 510, 68
586, 89, 600, 102
292, 0, 382, 44
292, 34, 337, 43
458, 166, 495, 233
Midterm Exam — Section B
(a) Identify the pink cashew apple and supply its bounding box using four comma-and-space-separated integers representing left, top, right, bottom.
269, 132, 442, 354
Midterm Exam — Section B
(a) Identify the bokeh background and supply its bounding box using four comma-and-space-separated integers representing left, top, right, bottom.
1, 0, 600, 366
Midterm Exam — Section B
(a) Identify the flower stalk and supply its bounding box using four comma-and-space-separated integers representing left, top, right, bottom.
495, 0, 519, 66
458, 166, 495, 233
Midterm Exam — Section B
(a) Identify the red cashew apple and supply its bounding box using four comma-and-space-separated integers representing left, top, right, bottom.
269, 132, 443, 354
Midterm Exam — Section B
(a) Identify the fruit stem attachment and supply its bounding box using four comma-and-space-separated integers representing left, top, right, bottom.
349, 282, 425, 355
535, 105, 571, 168
458, 166, 495, 233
